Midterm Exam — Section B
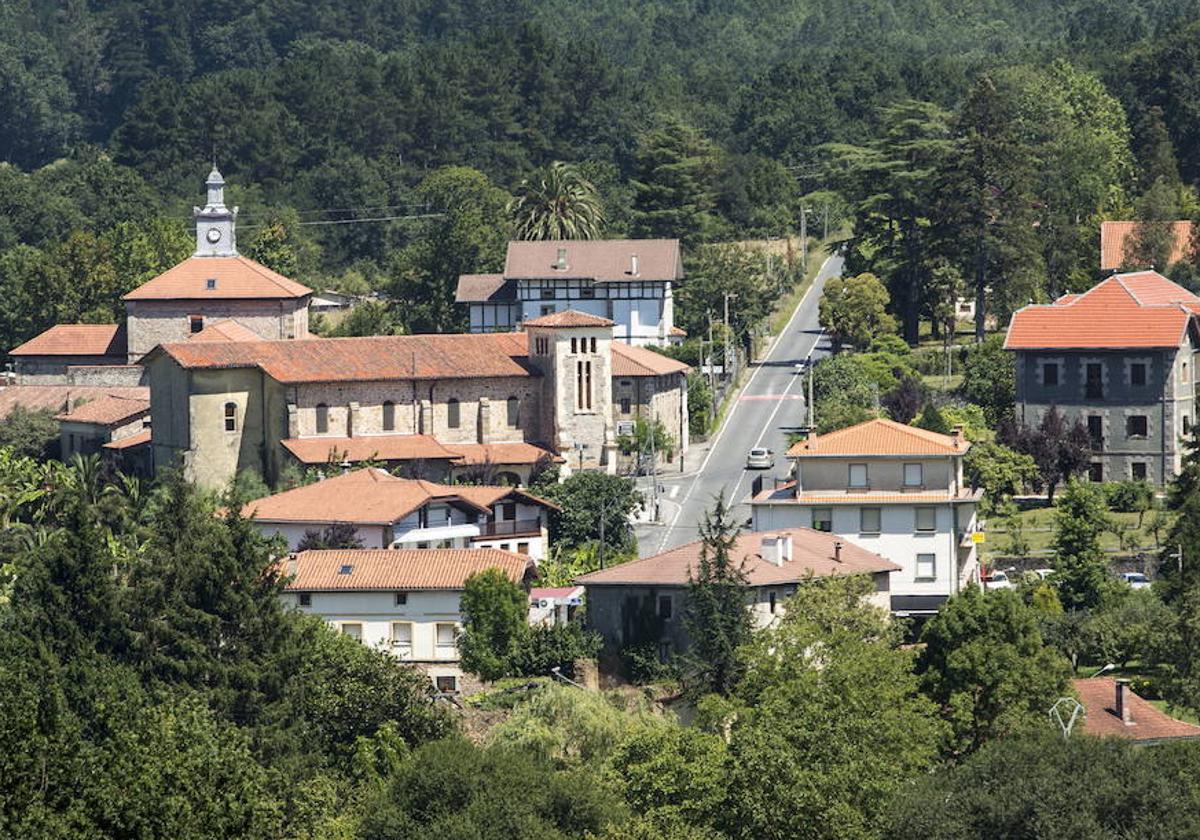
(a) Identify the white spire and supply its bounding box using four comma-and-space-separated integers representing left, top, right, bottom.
193, 164, 237, 257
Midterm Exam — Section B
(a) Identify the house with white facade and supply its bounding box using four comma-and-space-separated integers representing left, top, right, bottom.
243, 467, 557, 559
456, 239, 685, 347
577, 528, 898, 660
282, 548, 531, 693
750, 419, 982, 617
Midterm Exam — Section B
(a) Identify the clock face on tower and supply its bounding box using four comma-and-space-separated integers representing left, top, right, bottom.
207, 227, 222, 243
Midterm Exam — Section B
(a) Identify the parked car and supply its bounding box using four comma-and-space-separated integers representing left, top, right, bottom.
746, 447, 774, 469
983, 571, 1014, 590
1032, 568, 1055, 580
1119, 572, 1152, 590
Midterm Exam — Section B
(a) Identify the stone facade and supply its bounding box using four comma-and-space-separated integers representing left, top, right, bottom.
14, 356, 130, 384
125, 298, 309, 361
612, 371, 689, 461
526, 322, 616, 469
1013, 344, 1197, 485
60, 415, 148, 459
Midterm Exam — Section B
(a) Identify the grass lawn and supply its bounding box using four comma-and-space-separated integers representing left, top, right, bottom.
985, 507, 1168, 559
921, 373, 963, 394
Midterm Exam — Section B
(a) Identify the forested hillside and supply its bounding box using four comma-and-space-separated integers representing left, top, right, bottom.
6, 0, 1200, 346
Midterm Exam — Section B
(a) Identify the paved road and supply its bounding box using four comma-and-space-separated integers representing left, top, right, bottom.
637, 254, 843, 555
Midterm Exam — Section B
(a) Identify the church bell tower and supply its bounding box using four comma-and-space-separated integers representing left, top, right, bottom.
193, 166, 238, 257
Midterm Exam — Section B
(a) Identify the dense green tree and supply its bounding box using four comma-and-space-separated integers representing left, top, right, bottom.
510, 161, 606, 240
1125, 176, 1184, 270
964, 440, 1039, 507
960, 333, 1015, 425
630, 116, 719, 247
532, 470, 641, 554
458, 568, 530, 682
917, 586, 1072, 757
0, 406, 59, 461
675, 243, 774, 351
1052, 479, 1116, 610
296, 523, 365, 551
818, 271, 897, 352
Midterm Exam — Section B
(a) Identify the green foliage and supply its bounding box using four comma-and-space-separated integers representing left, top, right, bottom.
818, 271, 897, 352
1052, 479, 1117, 610
1081, 588, 1172, 670
535, 471, 641, 554
610, 724, 728, 833
630, 116, 719, 247
617, 416, 675, 461
914, 399, 950, 433
675, 243, 774, 347
960, 334, 1015, 425
510, 161, 606, 240
458, 568, 531, 682
296, 523, 366, 551
964, 440, 1039, 506
886, 733, 1200, 839
917, 586, 1072, 757
682, 494, 752, 697
0, 406, 59, 460
686, 371, 714, 436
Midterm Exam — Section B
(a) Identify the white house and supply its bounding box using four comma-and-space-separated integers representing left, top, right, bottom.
750, 419, 982, 617
456, 239, 686, 347
282, 547, 531, 693
242, 467, 558, 560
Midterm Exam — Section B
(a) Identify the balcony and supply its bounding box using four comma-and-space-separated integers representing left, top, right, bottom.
474, 518, 542, 539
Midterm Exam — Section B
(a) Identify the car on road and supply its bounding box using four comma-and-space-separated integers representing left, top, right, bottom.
983, 571, 1013, 590
1119, 571, 1152, 589
745, 447, 774, 469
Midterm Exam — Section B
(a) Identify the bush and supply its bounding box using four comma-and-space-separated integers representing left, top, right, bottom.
507, 622, 602, 679
1104, 479, 1155, 514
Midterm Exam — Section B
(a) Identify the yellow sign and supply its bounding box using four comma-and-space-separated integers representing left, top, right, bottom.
971, 532, 986, 544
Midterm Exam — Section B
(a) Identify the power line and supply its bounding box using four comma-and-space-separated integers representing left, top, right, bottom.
237, 211, 445, 230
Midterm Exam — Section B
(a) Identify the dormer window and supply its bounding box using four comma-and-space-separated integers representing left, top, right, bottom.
205, 278, 217, 290
337, 564, 353, 575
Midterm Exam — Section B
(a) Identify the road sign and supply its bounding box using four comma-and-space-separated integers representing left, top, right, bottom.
971, 532, 986, 544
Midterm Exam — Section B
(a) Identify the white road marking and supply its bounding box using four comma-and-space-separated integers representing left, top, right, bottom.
653, 257, 837, 554
669, 484, 680, 499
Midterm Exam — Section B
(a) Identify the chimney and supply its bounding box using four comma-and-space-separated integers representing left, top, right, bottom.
951, 424, 964, 448
761, 534, 790, 567
833, 541, 843, 563
286, 553, 298, 577
630, 253, 639, 276
554, 247, 568, 270
1115, 679, 1134, 725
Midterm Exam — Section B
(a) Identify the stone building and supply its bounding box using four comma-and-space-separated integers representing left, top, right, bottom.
1005, 271, 1200, 485
142, 311, 688, 490
7, 324, 139, 385
456, 239, 685, 346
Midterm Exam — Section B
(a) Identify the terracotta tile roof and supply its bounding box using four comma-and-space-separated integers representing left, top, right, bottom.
243, 468, 492, 524
284, 548, 530, 591
450, 484, 560, 511
786, 418, 968, 458
102, 428, 151, 450
187, 319, 262, 342
455, 274, 515, 303
523, 309, 614, 328
1005, 271, 1200, 350
751, 482, 983, 505
442, 441, 563, 466
0, 385, 148, 417
611, 342, 689, 377
9, 324, 126, 357
281, 435, 460, 465
1100, 220, 1192, 270
152, 332, 537, 383
123, 255, 311, 300
530, 586, 583, 600
55, 395, 149, 426
1073, 678, 1200, 742
577, 527, 898, 587
505, 239, 682, 282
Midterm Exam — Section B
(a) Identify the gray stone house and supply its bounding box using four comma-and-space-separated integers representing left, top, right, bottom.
1005, 271, 1200, 485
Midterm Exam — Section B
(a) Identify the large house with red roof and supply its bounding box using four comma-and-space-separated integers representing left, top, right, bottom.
1005, 270, 1200, 484
750, 418, 982, 616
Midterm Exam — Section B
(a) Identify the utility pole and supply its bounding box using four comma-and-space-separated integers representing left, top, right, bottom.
807, 353, 814, 430
800, 204, 808, 272
598, 502, 606, 570
649, 411, 659, 523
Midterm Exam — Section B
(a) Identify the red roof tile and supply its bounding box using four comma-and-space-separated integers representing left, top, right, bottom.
523, 310, 614, 328
9, 324, 126, 357
123, 256, 311, 300
55, 395, 149, 426
505, 239, 682, 282
441, 441, 563, 466
284, 548, 530, 590
611, 342, 689, 377
578, 527, 897, 586
0, 385, 148, 417
153, 332, 537, 383
187, 319, 262, 342
102, 428, 152, 450
1100, 221, 1192, 270
281, 435, 460, 465
1073, 678, 1200, 742
787, 418, 967, 457
752, 482, 982, 505
455, 274, 515, 303
1005, 271, 1200, 350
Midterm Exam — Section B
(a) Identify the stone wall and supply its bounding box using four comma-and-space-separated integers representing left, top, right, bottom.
15, 356, 129, 384
125, 298, 309, 360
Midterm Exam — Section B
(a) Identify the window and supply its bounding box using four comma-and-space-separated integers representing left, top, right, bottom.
589, 336, 597, 353
540, 287, 554, 300
501, 502, 516, 521
903, 463, 923, 487
580, 286, 595, 299
315, 403, 329, 434
223, 401, 237, 432
1088, 462, 1104, 482
517, 541, 529, 555
1131, 363, 1147, 386
1127, 415, 1149, 438
339, 623, 362, 641
915, 506, 937, 532
915, 553, 936, 581
189, 315, 204, 333
205, 278, 217, 290
571, 337, 578, 354
298, 592, 311, 607
848, 463, 869, 488
390, 622, 412, 656
435, 675, 458, 693
1132, 462, 1148, 481
1085, 362, 1103, 399
540, 304, 555, 316
860, 507, 882, 534
769, 591, 777, 614
338, 564, 353, 575
657, 594, 673, 620
1186, 416, 1192, 435
1042, 361, 1059, 386
1087, 415, 1103, 449
620, 396, 631, 414
506, 396, 519, 427
382, 401, 395, 431
435, 623, 457, 654
811, 508, 832, 532
576, 361, 593, 410
447, 398, 460, 428
394, 592, 408, 606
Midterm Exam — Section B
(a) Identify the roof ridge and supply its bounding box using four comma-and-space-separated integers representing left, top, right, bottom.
235, 255, 302, 295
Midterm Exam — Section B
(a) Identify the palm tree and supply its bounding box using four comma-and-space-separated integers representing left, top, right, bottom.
509, 161, 606, 240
